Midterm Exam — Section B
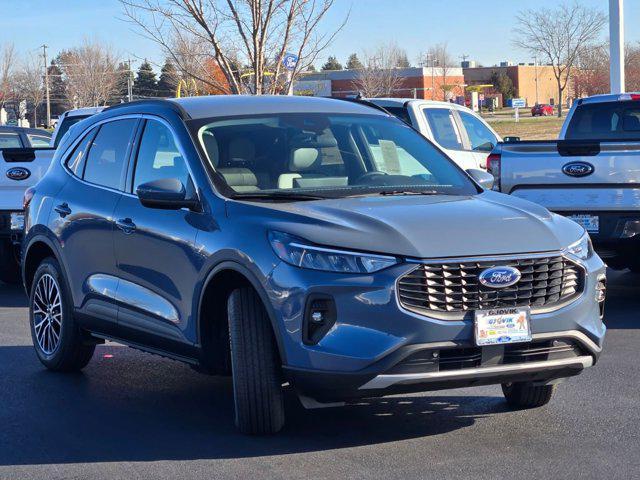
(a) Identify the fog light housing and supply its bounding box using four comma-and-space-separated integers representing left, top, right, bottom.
596, 275, 606, 318
621, 220, 640, 239
303, 294, 336, 345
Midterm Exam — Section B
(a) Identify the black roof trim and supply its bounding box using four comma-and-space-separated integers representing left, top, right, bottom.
103, 99, 191, 119
331, 97, 394, 116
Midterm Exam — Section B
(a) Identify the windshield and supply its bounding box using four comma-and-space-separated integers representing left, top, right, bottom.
191, 113, 478, 199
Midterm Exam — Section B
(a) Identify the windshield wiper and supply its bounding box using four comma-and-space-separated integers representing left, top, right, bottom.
231, 191, 327, 201
378, 189, 440, 196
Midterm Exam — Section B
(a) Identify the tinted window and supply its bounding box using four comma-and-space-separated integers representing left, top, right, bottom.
458, 111, 497, 152
566, 101, 640, 140
65, 129, 95, 177
0, 133, 23, 148
54, 115, 90, 147
83, 119, 137, 190
28, 135, 51, 147
384, 106, 413, 126
133, 120, 190, 193
423, 109, 464, 149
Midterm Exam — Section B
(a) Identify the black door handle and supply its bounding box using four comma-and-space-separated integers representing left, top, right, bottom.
115, 218, 136, 234
54, 203, 71, 218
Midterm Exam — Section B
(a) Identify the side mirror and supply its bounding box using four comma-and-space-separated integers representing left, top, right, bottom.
467, 168, 495, 190
504, 136, 520, 142
136, 178, 199, 210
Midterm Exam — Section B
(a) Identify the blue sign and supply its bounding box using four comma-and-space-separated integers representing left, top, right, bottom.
511, 98, 526, 108
282, 53, 299, 71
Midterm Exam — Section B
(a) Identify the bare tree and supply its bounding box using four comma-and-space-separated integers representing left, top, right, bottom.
353, 44, 405, 97
121, 0, 347, 95
58, 40, 121, 107
574, 41, 640, 97
0, 43, 16, 111
513, 2, 606, 116
15, 55, 45, 126
420, 43, 455, 100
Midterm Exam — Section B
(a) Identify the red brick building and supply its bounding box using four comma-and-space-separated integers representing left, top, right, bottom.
297, 67, 466, 100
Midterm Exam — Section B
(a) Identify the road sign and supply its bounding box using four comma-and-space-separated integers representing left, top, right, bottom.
511, 98, 526, 108
282, 53, 298, 71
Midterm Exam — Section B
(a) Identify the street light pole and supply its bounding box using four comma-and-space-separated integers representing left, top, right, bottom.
534, 56, 539, 105
609, 0, 625, 94
41, 44, 51, 127
127, 58, 133, 102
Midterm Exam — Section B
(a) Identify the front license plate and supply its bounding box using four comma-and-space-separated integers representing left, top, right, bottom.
567, 214, 599, 233
474, 307, 532, 346
10, 212, 24, 231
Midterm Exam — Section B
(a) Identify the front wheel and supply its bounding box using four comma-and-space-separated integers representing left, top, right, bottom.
502, 382, 555, 408
228, 287, 285, 435
29, 257, 95, 371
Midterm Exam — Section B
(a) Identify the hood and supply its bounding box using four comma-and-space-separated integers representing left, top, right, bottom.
226, 190, 585, 259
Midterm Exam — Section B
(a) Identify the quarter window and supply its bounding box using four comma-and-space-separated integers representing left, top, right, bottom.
65, 129, 95, 177
133, 120, 190, 193
83, 119, 137, 190
423, 109, 464, 150
458, 111, 497, 152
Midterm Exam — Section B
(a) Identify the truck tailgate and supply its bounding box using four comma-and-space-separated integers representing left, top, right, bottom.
500, 141, 640, 211
1, 148, 55, 210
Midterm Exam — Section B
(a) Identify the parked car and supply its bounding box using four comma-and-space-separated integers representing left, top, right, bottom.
0, 109, 103, 284
22, 96, 606, 435
367, 98, 501, 170
489, 92, 640, 271
531, 104, 554, 116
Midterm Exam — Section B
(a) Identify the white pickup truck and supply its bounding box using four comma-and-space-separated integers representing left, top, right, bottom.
368, 98, 503, 170
488, 93, 640, 271
0, 107, 103, 283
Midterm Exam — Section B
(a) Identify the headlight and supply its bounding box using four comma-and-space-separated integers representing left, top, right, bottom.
564, 232, 593, 261
269, 231, 398, 273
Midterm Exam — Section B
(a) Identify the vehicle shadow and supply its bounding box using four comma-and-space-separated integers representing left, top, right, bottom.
602, 269, 640, 329
0, 344, 508, 466
0, 283, 27, 308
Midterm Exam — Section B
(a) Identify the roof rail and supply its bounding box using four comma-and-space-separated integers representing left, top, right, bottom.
103, 99, 191, 119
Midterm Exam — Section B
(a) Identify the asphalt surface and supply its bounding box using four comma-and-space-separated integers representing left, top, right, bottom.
0, 270, 638, 480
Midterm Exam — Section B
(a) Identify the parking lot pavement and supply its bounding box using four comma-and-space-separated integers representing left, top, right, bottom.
0, 271, 638, 480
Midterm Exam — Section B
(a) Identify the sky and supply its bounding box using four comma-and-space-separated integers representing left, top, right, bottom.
1, 0, 639, 71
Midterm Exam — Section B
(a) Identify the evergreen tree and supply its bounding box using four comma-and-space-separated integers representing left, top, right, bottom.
48, 59, 67, 116
133, 60, 158, 98
395, 50, 410, 68
346, 53, 363, 70
157, 60, 179, 97
489, 71, 515, 101
115, 62, 133, 101
321, 56, 342, 71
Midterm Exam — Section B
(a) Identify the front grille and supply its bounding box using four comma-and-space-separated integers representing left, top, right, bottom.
398, 255, 584, 317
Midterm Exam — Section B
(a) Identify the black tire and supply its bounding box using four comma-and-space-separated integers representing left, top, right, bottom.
29, 257, 95, 372
0, 239, 20, 284
227, 287, 285, 435
502, 382, 555, 408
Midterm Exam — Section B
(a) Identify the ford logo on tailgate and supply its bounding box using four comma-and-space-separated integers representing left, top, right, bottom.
562, 162, 594, 177
479, 266, 522, 289
6, 167, 31, 181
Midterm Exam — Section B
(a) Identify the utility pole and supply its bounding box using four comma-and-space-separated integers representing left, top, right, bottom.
534, 56, 539, 105
41, 45, 51, 128
609, 0, 625, 93
127, 58, 133, 102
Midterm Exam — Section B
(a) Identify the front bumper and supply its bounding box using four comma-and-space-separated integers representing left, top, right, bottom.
268, 251, 606, 401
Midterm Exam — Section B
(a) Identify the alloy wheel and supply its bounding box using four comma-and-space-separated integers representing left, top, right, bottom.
32, 273, 63, 355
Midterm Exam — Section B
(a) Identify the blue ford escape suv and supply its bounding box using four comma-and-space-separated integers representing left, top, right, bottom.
22, 96, 606, 434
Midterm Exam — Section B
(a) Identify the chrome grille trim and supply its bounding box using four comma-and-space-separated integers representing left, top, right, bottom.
397, 253, 585, 320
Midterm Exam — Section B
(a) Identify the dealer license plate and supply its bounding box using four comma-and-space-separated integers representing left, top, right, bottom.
567, 214, 599, 233
474, 307, 532, 346
10, 212, 24, 231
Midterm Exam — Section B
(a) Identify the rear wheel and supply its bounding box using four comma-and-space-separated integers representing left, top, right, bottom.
502, 382, 555, 408
29, 257, 95, 371
227, 287, 285, 435
0, 239, 20, 284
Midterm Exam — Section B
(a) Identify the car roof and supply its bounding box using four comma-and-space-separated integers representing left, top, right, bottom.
577, 93, 640, 105
368, 97, 475, 112
64, 106, 106, 118
169, 95, 388, 119
0, 125, 51, 137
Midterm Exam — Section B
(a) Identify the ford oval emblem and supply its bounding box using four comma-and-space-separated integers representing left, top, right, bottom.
6, 167, 31, 181
562, 162, 594, 178
479, 266, 522, 289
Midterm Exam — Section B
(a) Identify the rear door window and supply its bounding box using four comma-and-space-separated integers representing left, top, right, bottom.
83, 119, 137, 190
0, 133, 23, 148
423, 108, 464, 150
458, 111, 497, 152
28, 135, 51, 147
566, 101, 640, 139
